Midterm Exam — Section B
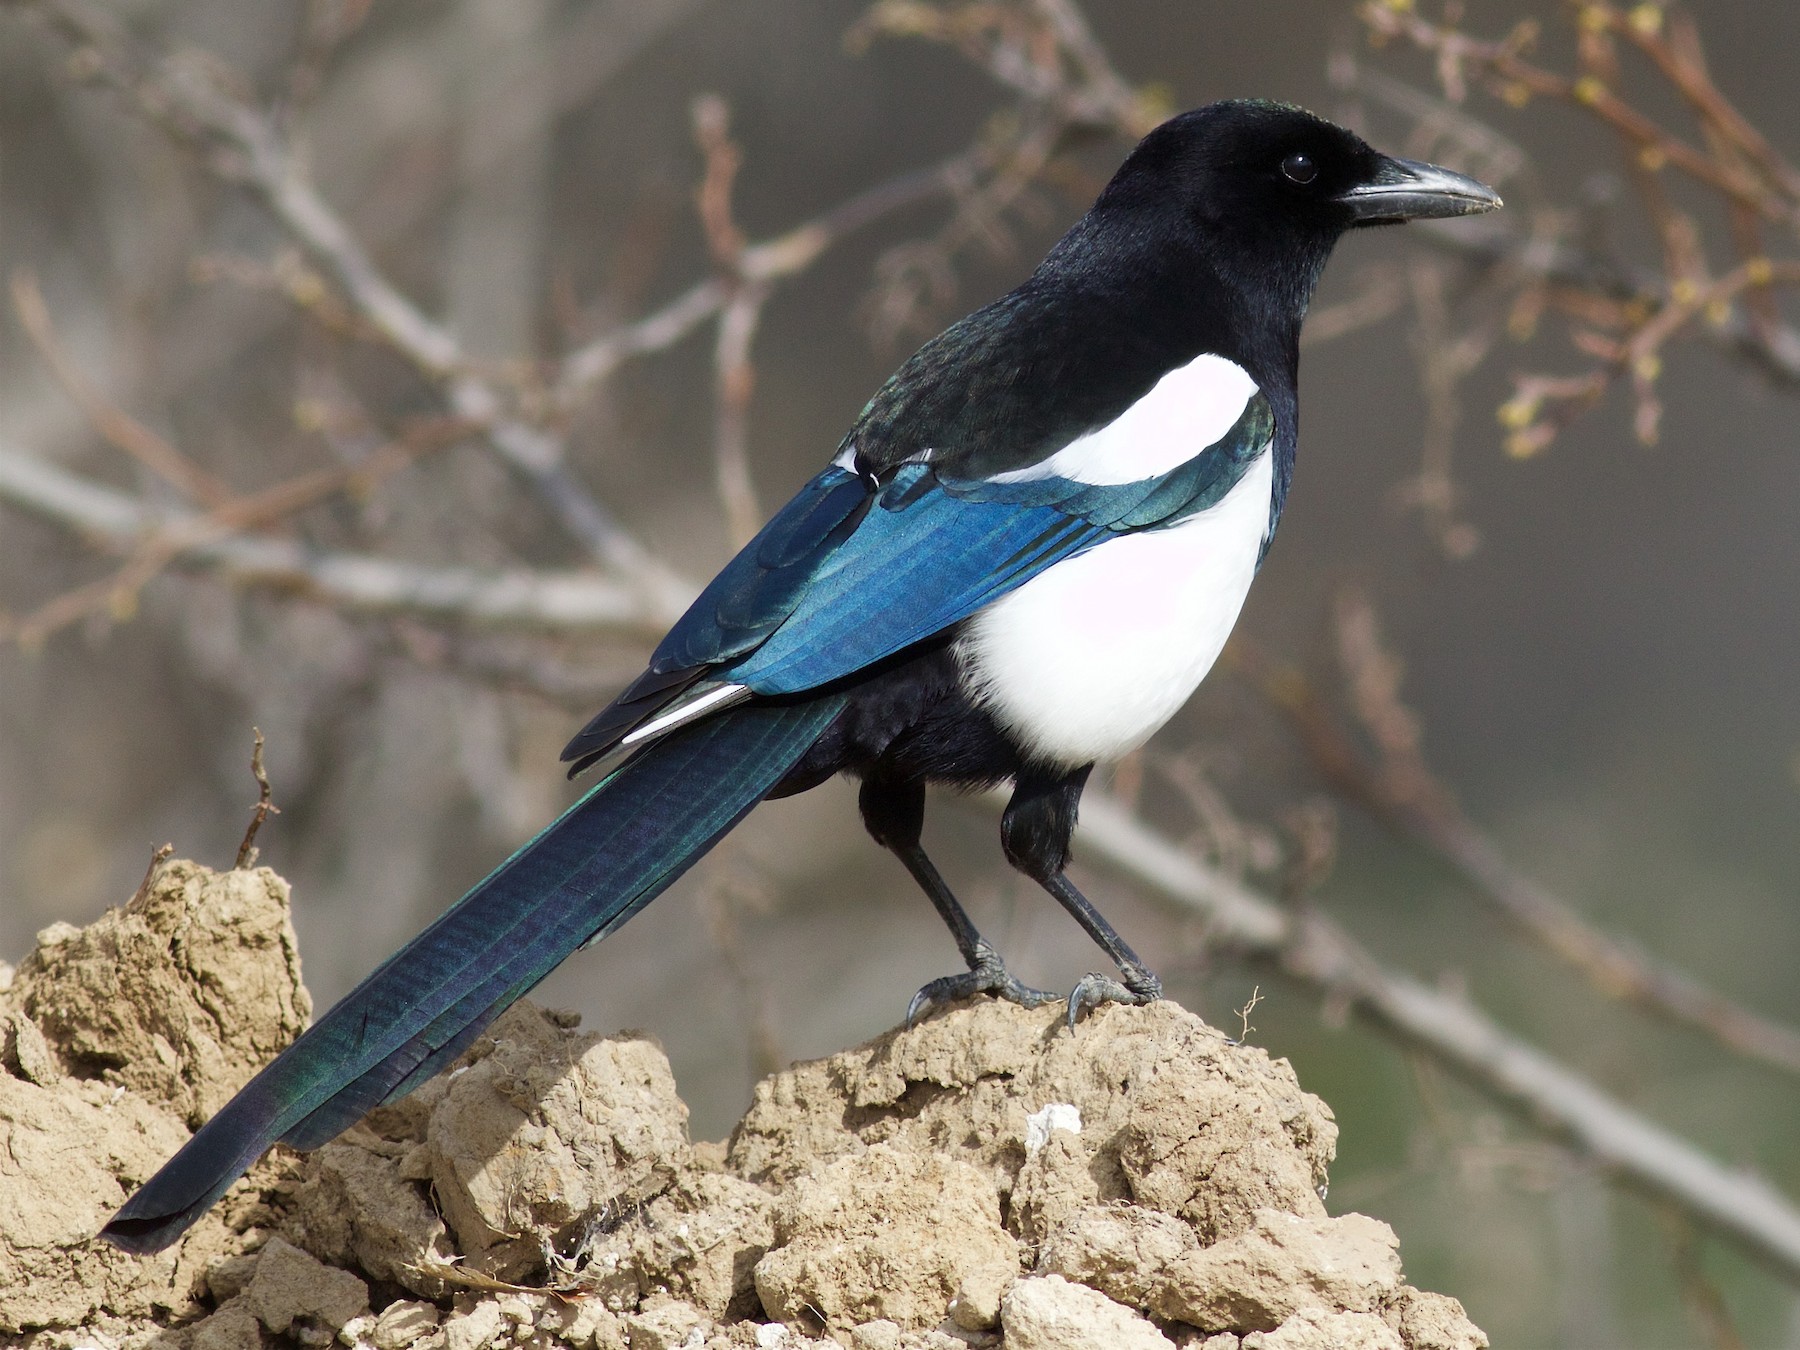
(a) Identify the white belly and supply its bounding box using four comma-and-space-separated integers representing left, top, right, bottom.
957, 449, 1273, 766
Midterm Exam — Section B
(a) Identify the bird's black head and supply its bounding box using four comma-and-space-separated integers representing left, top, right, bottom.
1068, 100, 1501, 362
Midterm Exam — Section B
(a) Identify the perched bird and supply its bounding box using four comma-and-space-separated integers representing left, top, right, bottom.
102, 100, 1499, 1254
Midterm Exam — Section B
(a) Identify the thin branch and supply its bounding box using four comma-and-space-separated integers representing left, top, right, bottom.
10, 269, 236, 508
1356, 0, 1800, 456
17, 0, 678, 591
1360, 2, 1783, 220
551, 147, 998, 408
128, 842, 174, 908
0, 443, 687, 633
712, 286, 768, 549
1225, 606, 1800, 1083
1071, 793, 1800, 1285
0, 417, 467, 646
234, 727, 280, 869
690, 95, 765, 548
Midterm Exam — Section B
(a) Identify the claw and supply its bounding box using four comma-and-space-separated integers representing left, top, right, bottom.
905, 958, 1058, 1027
1065, 966, 1163, 1028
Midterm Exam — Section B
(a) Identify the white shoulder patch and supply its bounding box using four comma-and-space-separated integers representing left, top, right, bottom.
993, 352, 1258, 487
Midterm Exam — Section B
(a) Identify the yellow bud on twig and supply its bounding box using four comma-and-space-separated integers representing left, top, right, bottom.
1497, 393, 1541, 430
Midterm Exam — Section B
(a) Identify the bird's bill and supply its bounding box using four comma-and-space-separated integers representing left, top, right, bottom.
1337, 156, 1503, 224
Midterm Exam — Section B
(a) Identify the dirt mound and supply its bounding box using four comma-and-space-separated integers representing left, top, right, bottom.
0, 861, 1486, 1349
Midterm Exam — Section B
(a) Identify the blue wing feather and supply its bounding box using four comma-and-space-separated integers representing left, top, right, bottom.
562, 390, 1272, 766
724, 391, 1274, 694
104, 700, 842, 1250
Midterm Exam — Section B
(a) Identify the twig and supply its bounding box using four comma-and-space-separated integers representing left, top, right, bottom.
691, 95, 765, 547
10, 269, 236, 508
1357, 1, 1800, 457
1071, 792, 1800, 1284
711, 286, 768, 548
0, 417, 468, 647
1225, 604, 1800, 1083
551, 139, 1042, 407
16, 0, 678, 593
1360, 3, 1783, 219
128, 842, 175, 907
0, 442, 689, 634
1235, 985, 1263, 1043
234, 728, 280, 869
1663, 1208, 1749, 1350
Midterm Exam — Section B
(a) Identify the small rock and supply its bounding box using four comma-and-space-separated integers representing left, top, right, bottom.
849, 1321, 902, 1350
6, 1010, 60, 1085
1388, 1288, 1488, 1350
425, 1005, 692, 1279
754, 1144, 1018, 1333
1037, 1204, 1198, 1311
1160, 1210, 1402, 1332
1243, 1308, 1402, 1350
1001, 1274, 1174, 1350
947, 1259, 1013, 1331
34, 921, 81, 948
246, 1236, 370, 1334
285, 1139, 454, 1298
624, 1299, 710, 1349
372, 1300, 442, 1350
443, 1301, 506, 1350
191, 1297, 267, 1350
206, 1250, 265, 1303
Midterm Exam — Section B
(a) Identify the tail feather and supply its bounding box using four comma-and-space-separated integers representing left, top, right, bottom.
100, 698, 842, 1254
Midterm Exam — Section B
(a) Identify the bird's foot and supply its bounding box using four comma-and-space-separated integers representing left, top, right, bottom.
1065, 964, 1163, 1027
906, 957, 1059, 1028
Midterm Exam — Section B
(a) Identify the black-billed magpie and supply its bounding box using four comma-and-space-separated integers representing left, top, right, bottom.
102, 101, 1499, 1254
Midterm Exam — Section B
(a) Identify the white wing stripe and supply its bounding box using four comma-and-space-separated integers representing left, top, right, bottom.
989, 352, 1258, 487
620, 682, 748, 746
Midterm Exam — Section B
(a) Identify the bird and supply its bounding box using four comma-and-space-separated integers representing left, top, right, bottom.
101, 100, 1499, 1255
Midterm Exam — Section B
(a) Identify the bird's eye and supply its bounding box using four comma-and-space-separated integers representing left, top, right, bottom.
1281, 152, 1318, 185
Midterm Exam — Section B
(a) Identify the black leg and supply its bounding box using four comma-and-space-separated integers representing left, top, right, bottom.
1001, 763, 1162, 1025
859, 775, 1057, 1023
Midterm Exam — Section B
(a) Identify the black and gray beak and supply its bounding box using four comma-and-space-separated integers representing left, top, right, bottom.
1338, 155, 1503, 224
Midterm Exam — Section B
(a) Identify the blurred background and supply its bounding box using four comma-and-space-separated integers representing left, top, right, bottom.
3, 1, 1800, 1344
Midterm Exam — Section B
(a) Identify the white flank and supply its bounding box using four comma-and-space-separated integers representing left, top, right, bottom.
991, 352, 1258, 486
958, 448, 1274, 767
620, 682, 747, 746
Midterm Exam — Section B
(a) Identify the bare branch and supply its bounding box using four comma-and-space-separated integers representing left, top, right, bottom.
689, 95, 766, 547
234, 728, 280, 870
0, 443, 687, 634
10, 269, 236, 508
1072, 793, 1800, 1284
14, 0, 680, 592
1226, 605, 1800, 1084
1355, 1, 1800, 456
